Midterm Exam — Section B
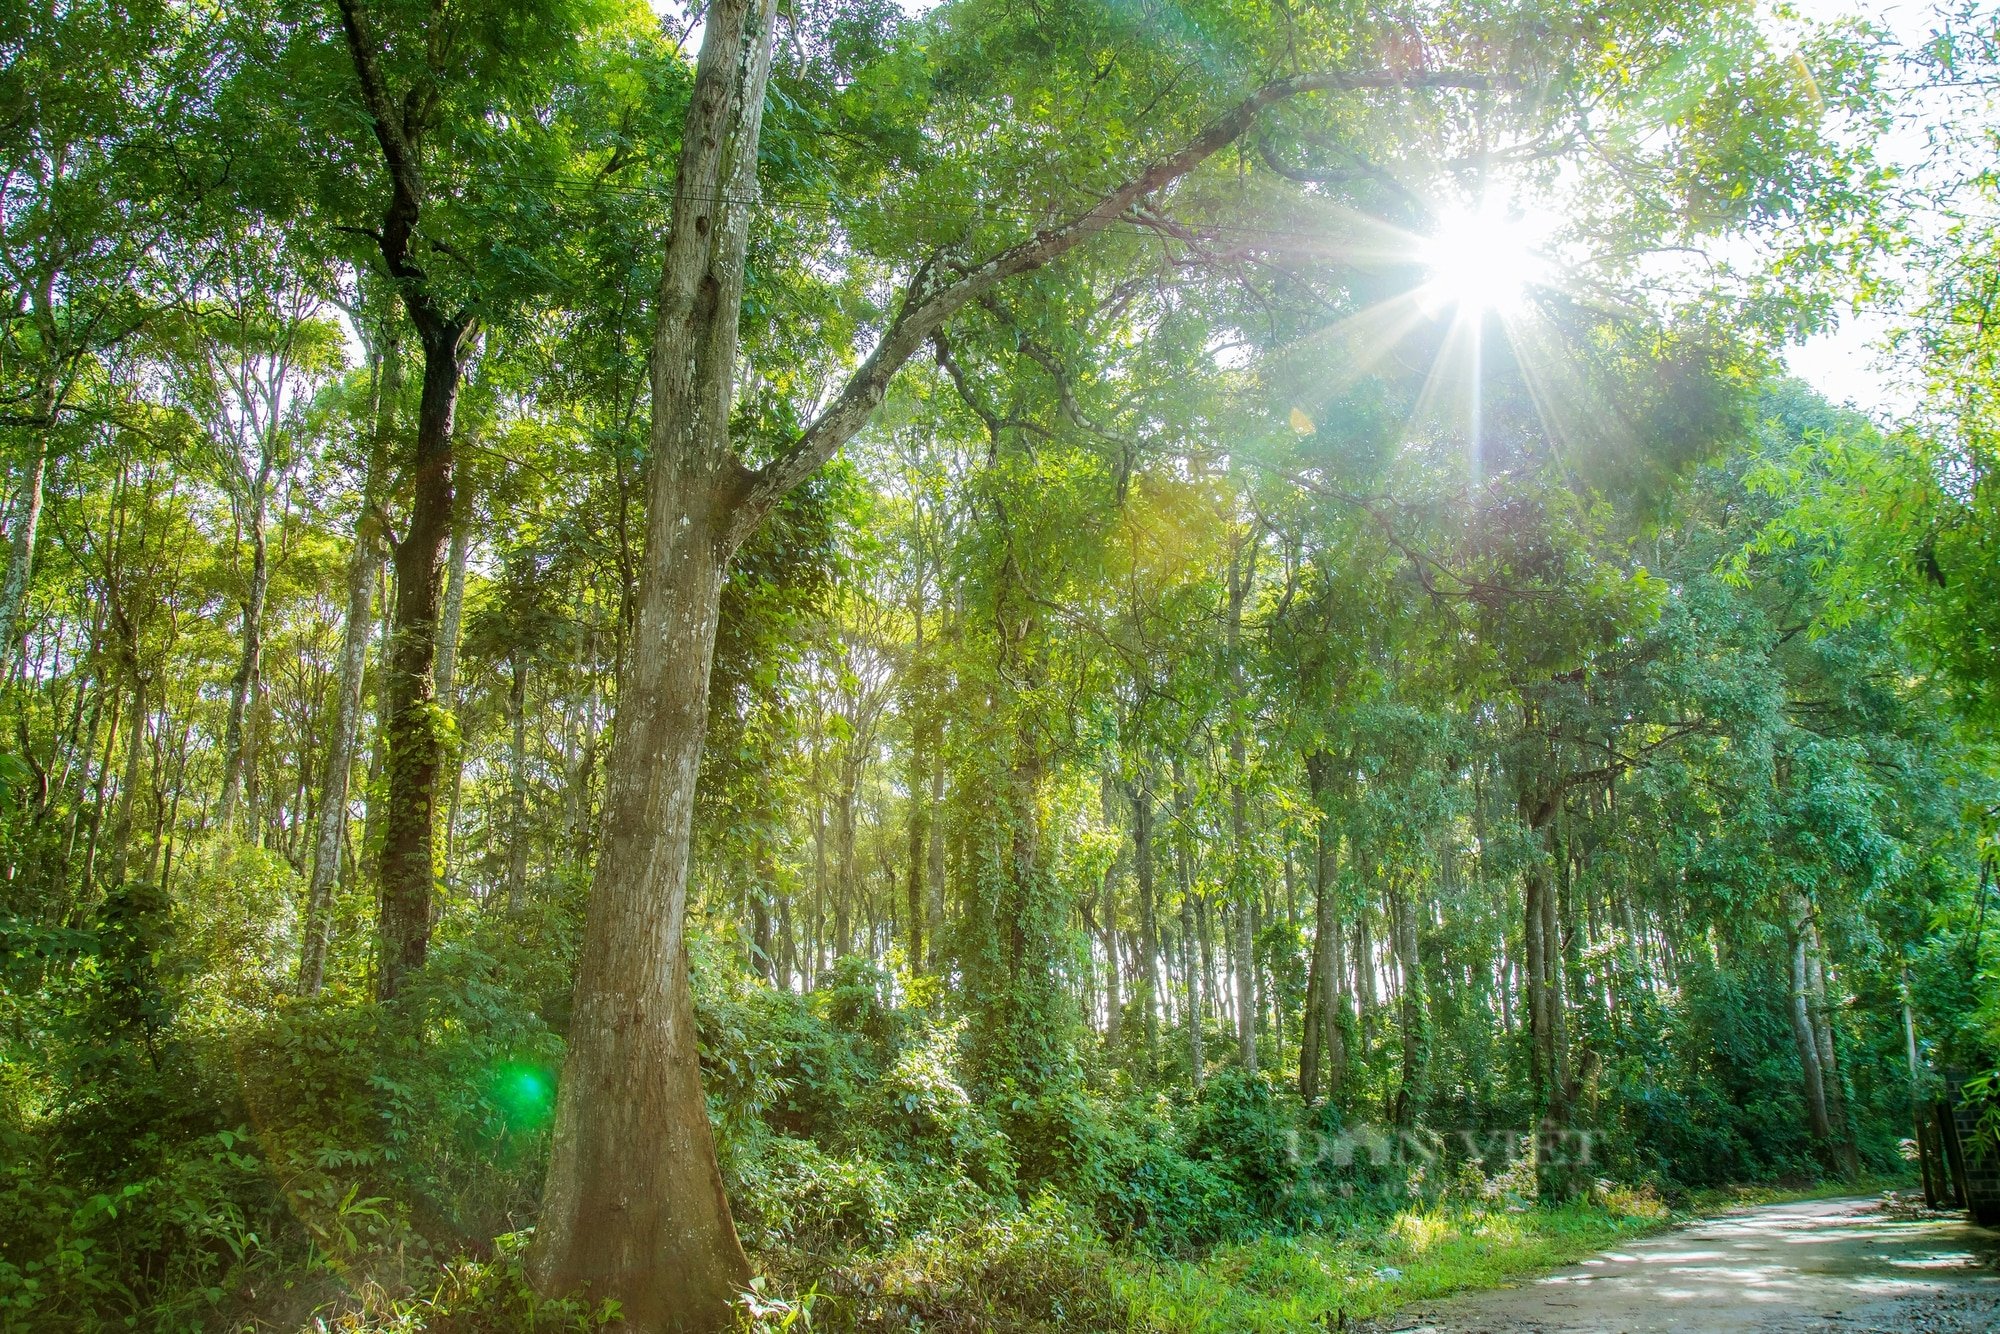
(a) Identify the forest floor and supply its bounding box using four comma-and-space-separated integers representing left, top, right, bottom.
1351, 1195, 2000, 1333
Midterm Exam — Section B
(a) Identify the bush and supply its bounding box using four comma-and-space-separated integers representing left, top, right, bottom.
821, 1194, 1123, 1333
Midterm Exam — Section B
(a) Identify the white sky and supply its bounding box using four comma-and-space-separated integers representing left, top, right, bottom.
1779, 0, 1962, 419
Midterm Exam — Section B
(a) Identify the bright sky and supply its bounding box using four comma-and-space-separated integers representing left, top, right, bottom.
1779, 0, 1954, 419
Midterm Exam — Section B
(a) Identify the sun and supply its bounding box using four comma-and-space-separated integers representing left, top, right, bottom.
1417, 200, 1548, 316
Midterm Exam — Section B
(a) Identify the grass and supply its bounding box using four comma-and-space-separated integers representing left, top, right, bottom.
1683, 1173, 1912, 1213
1115, 1188, 1673, 1333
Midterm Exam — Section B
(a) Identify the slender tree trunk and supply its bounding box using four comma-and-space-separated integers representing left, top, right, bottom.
1790, 912, 1834, 1144
0, 402, 51, 673
1389, 879, 1426, 1127
905, 590, 929, 969
217, 483, 271, 830
434, 516, 468, 705
1132, 765, 1159, 1067
924, 752, 948, 972
1301, 752, 1347, 1103
1223, 528, 1259, 1072
1172, 757, 1202, 1089
506, 652, 530, 914
751, 842, 776, 982
299, 508, 380, 993
907, 738, 929, 970
1805, 915, 1859, 1175
777, 889, 796, 991
299, 325, 394, 994
105, 668, 147, 888
334, 0, 474, 1000
1355, 885, 1379, 1046
1100, 779, 1122, 1050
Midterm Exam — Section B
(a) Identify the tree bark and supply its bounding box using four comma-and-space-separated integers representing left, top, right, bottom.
1100, 775, 1123, 1050
374, 334, 464, 998
926, 754, 946, 969
104, 667, 147, 889
217, 468, 272, 830
1389, 878, 1426, 1127
302, 306, 393, 993
1173, 755, 1203, 1089
1805, 914, 1859, 1175
905, 587, 929, 969
532, 503, 748, 1328
1790, 914, 1834, 1144
506, 651, 529, 914
1226, 530, 1258, 1074
531, 0, 779, 1318
299, 470, 383, 991
1131, 765, 1159, 1067
434, 515, 468, 705
1301, 752, 1347, 1104
0, 395, 52, 674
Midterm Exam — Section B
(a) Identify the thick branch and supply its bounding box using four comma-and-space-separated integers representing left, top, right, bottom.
334, 0, 424, 281
733, 65, 1506, 535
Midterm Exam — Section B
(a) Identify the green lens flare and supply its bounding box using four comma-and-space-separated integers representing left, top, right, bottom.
492, 1062, 556, 1133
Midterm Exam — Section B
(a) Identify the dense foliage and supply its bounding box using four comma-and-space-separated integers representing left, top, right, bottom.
1, 0, 1995, 1330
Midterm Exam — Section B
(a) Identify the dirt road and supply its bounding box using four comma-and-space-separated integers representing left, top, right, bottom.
1367, 1196, 2000, 1333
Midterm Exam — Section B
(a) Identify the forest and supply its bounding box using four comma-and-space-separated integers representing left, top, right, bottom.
2, 0, 1998, 1330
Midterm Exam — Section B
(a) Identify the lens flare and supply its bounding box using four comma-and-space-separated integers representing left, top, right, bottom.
492, 1062, 557, 1134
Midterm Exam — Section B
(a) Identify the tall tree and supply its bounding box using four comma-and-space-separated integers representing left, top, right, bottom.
530, 2, 1525, 1324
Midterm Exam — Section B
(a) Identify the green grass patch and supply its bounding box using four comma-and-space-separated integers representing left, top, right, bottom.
1114, 1197, 1675, 1333
1683, 1173, 1913, 1214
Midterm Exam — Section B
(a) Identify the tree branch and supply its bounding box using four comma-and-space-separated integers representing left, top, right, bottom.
731, 64, 1508, 539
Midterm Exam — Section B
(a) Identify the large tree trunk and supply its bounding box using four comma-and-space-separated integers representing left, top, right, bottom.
531, 0, 778, 1320
374, 334, 462, 998
532, 502, 749, 1328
